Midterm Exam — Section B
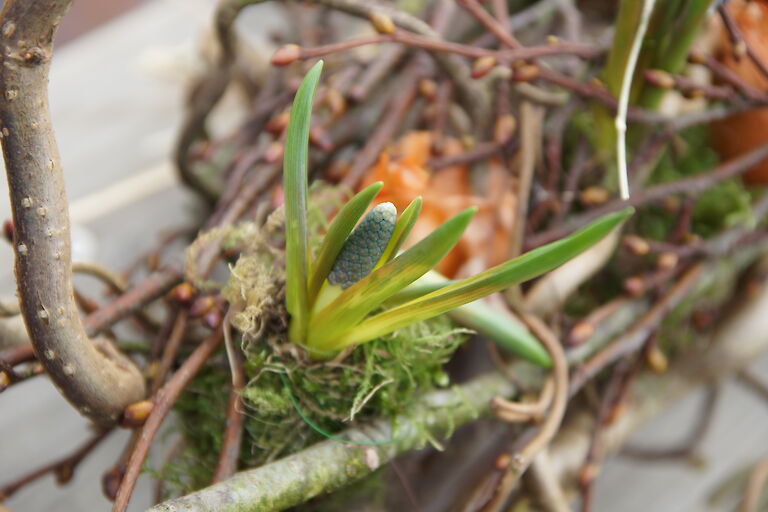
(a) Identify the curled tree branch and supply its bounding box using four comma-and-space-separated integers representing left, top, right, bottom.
0, 0, 145, 424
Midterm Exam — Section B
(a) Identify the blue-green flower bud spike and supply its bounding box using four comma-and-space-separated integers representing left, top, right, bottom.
328, 202, 397, 289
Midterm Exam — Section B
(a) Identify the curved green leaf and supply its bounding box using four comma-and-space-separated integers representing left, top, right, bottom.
377, 197, 423, 266
336, 208, 634, 350
307, 207, 477, 351
285, 61, 323, 343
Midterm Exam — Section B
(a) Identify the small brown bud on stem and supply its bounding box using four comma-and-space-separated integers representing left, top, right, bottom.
271, 44, 302, 66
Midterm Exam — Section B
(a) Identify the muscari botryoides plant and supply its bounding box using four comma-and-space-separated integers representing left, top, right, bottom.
285, 61, 632, 365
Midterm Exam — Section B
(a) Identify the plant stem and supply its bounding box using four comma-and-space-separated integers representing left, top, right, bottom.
615, 0, 656, 200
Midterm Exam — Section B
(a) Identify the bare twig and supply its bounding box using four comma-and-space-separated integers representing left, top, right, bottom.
82, 267, 181, 337
150, 312, 188, 394
457, 0, 521, 49
570, 264, 704, 395
718, 4, 768, 81
341, 58, 425, 188
526, 142, 768, 249
212, 318, 246, 482
740, 459, 768, 512
579, 359, 634, 512
0, 428, 112, 499
112, 329, 224, 512
481, 314, 569, 511
428, 141, 510, 170
0, 0, 145, 424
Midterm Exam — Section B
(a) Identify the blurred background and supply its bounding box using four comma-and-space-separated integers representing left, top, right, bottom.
0, 1, 767, 511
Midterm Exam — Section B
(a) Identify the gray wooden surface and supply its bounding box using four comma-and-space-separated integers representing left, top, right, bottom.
1, 1, 767, 511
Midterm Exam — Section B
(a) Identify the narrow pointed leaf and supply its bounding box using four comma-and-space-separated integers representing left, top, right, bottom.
285, 60, 323, 343
308, 182, 384, 303
386, 271, 551, 367
336, 208, 634, 349
451, 300, 550, 366
377, 197, 422, 266
307, 207, 477, 351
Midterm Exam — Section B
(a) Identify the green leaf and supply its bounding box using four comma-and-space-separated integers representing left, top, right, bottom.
387, 271, 551, 367
307, 182, 384, 303
307, 207, 477, 352
285, 60, 323, 343
377, 197, 422, 266
337, 208, 634, 349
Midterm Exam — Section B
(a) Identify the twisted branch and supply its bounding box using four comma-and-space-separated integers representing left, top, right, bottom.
0, 0, 145, 424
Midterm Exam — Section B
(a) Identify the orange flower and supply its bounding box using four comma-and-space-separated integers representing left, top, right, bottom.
711, 0, 768, 184
359, 131, 516, 277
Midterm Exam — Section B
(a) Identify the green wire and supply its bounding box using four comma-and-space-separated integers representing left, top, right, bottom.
278, 372, 401, 447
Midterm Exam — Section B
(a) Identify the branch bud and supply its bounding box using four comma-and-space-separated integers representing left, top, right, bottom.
189, 296, 215, 318
271, 44, 302, 66
169, 282, 196, 304
493, 114, 517, 144
622, 235, 650, 256
644, 69, 675, 89
657, 252, 678, 271
511, 64, 539, 82
418, 78, 438, 100
646, 345, 668, 374
471, 56, 497, 79
122, 399, 154, 428
579, 186, 609, 206
2, 219, 12, 242
369, 12, 396, 35
266, 111, 290, 134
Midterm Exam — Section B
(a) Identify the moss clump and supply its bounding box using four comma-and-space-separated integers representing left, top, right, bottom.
161, 185, 467, 497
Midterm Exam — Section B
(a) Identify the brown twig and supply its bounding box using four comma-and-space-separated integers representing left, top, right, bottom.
112, 329, 224, 512
83, 267, 181, 337
691, 53, 768, 103
0, 0, 145, 425
643, 69, 736, 101
150, 312, 189, 394
718, 4, 768, 82
291, 29, 599, 63
457, 0, 521, 49
481, 313, 569, 511
0, 427, 113, 499
0, 343, 35, 367
174, 0, 254, 202
569, 263, 704, 396
740, 459, 768, 512
579, 359, 634, 512
341, 58, 425, 188
526, 142, 768, 249
348, 45, 406, 102
428, 141, 509, 170
566, 296, 630, 348
213, 320, 246, 482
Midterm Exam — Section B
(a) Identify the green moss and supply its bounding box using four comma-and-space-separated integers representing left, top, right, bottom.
160, 186, 467, 498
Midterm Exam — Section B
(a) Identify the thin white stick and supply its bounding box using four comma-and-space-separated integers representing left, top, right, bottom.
615, 0, 656, 200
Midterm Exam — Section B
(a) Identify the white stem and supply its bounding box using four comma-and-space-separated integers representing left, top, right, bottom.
615, 0, 656, 200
